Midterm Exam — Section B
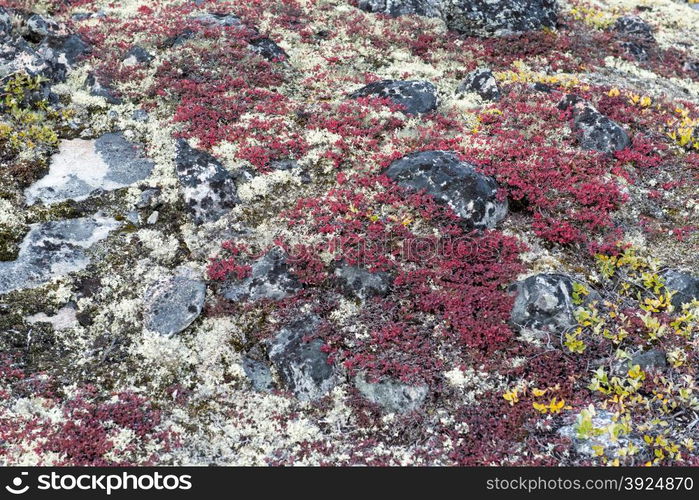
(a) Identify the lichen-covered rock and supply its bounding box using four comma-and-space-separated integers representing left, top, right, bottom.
223, 247, 301, 301
192, 12, 242, 27
0, 216, 119, 295
0, 7, 11, 34
350, 80, 438, 115
384, 150, 507, 228
242, 356, 276, 392
356, 0, 442, 18
25, 14, 60, 41
36, 33, 90, 80
25, 133, 155, 206
613, 16, 654, 44
0, 36, 49, 81
661, 270, 699, 308
510, 273, 589, 337
175, 139, 239, 224
613, 16, 654, 61
456, 68, 500, 101
267, 316, 336, 401
334, 263, 392, 300
441, 0, 558, 37
572, 101, 630, 153
354, 373, 428, 413
630, 349, 667, 371
143, 273, 206, 337
249, 37, 287, 61
123, 46, 153, 66
85, 72, 122, 104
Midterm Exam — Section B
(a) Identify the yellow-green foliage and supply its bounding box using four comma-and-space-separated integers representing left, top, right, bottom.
567, 247, 699, 465
0, 73, 73, 154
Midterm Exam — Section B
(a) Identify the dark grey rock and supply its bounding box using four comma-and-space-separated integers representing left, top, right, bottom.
456, 68, 500, 101
350, 79, 438, 115
132, 109, 149, 122
662, 270, 699, 309
384, 150, 507, 228
85, 72, 122, 104
25, 133, 155, 206
243, 357, 275, 392
630, 349, 667, 371
249, 37, 287, 61
556, 93, 583, 110
613, 15, 654, 44
175, 139, 239, 224
26, 14, 59, 41
223, 247, 301, 301
442, 0, 558, 37
0, 36, 49, 81
0, 216, 120, 295
143, 274, 206, 337
511, 273, 595, 337
123, 45, 153, 66
334, 263, 392, 300
0, 7, 12, 34
684, 61, 699, 77
267, 315, 336, 401
356, 0, 442, 17
572, 102, 630, 153
36, 34, 90, 80
136, 188, 161, 209
354, 373, 428, 413
619, 41, 648, 62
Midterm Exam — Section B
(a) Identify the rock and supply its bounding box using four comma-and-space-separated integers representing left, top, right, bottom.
384, 150, 507, 228
242, 356, 275, 392
223, 247, 301, 301
334, 263, 392, 300
441, 0, 558, 37
249, 37, 287, 61
0, 36, 49, 81
175, 139, 239, 224
613, 15, 654, 44
510, 273, 594, 337
684, 61, 699, 77
26, 304, 78, 331
456, 68, 500, 101
267, 315, 336, 401
350, 79, 438, 115
0, 216, 119, 295
122, 46, 153, 66
143, 273, 206, 337
26, 14, 60, 41
25, 133, 155, 206
36, 34, 90, 80
661, 270, 699, 308
132, 109, 149, 122
572, 101, 630, 153
137, 188, 161, 209
85, 72, 122, 104
630, 349, 667, 371
613, 16, 654, 62
356, 0, 442, 18
0, 7, 13, 34
354, 373, 428, 413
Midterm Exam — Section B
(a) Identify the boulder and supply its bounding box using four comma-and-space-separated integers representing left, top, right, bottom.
25, 133, 155, 206
662, 270, 699, 309
0, 216, 119, 295
356, 0, 442, 18
143, 273, 206, 337
267, 315, 336, 401
175, 139, 239, 224
456, 68, 500, 101
354, 373, 428, 413
334, 263, 392, 300
223, 247, 301, 301
572, 101, 630, 153
384, 150, 507, 228
249, 37, 287, 61
511, 273, 595, 337
350, 79, 438, 115
441, 0, 558, 37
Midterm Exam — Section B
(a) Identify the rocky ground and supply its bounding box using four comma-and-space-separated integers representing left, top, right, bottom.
0, 0, 698, 466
